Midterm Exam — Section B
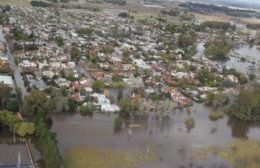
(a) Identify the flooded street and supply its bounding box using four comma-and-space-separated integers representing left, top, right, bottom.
52, 102, 260, 168
195, 42, 260, 75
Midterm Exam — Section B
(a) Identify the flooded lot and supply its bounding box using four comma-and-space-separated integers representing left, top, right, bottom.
52, 103, 260, 168
0, 144, 30, 165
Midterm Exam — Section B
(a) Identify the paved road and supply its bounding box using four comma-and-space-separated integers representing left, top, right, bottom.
0, 27, 28, 97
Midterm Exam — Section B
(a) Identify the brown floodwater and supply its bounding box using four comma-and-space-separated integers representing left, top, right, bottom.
52, 102, 260, 168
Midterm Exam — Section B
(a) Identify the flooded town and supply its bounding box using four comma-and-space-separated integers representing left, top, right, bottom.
1, 0, 260, 168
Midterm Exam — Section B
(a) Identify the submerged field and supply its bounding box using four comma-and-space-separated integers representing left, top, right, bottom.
194, 139, 260, 168
64, 147, 154, 168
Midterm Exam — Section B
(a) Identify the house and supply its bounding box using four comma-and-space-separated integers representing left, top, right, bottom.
0, 75, 14, 88
93, 93, 120, 113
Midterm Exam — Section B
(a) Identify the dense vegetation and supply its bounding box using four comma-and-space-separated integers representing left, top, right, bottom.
0, 110, 35, 137
23, 90, 62, 168
31, 1, 49, 7
205, 40, 231, 61
160, 10, 180, 17
11, 28, 37, 41
247, 23, 260, 30
76, 28, 93, 37
201, 21, 235, 30
229, 84, 260, 121
104, 0, 126, 5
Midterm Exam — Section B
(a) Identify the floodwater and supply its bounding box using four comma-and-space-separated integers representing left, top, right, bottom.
51, 42, 260, 168
52, 102, 260, 168
195, 42, 258, 75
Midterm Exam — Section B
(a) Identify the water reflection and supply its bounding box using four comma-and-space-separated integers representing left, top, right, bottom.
227, 118, 250, 139
52, 102, 260, 168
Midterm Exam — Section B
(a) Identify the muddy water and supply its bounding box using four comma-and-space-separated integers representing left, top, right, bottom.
51, 43, 260, 168
196, 42, 258, 75
52, 102, 260, 168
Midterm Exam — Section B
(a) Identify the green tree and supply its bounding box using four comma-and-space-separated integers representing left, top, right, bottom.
92, 80, 106, 92
205, 40, 231, 61
178, 33, 196, 49
17, 122, 35, 137
114, 116, 123, 132
79, 103, 95, 116
119, 98, 140, 119
70, 47, 81, 62
0, 83, 12, 108
230, 85, 260, 121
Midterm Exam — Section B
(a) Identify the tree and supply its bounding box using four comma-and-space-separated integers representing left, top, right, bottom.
118, 12, 129, 18
178, 33, 196, 49
92, 80, 105, 92
76, 28, 93, 37
79, 103, 95, 116
119, 98, 140, 119
23, 89, 51, 115
54, 36, 64, 47
17, 122, 35, 137
205, 40, 231, 61
24, 90, 62, 168
229, 85, 260, 121
70, 47, 81, 62
114, 116, 123, 132
6, 98, 19, 112
0, 83, 12, 108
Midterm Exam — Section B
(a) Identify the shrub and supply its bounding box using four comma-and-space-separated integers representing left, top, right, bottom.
114, 116, 123, 132
209, 111, 224, 121
79, 103, 95, 116
185, 116, 195, 130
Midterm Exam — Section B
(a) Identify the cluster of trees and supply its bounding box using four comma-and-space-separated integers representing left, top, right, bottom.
165, 23, 196, 34
178, 33, 196, 49
160, 10, 180, 17
197, 68, 223, 87
54, 36, 64, 47
23, 90, 62, 168
92, 80, 106, 92
0, 13, 9, 25
201, 21, 235, 30
47, 0, 70, 3
76, 28, 93, 37
70, 47, 82, 62
0, 84, 20, 112
118, 12, 129, 18
229, 84, 260, 121
205, 39, 231, 61
0, 110, 35, 137
11, 28, 37, 41
104, 0, 126, 5
30, 1, 49, 7
247, 23, 260, 30
114, 98, 140, 132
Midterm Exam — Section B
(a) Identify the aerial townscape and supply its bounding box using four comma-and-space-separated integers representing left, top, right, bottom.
1, 0, 260, 168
